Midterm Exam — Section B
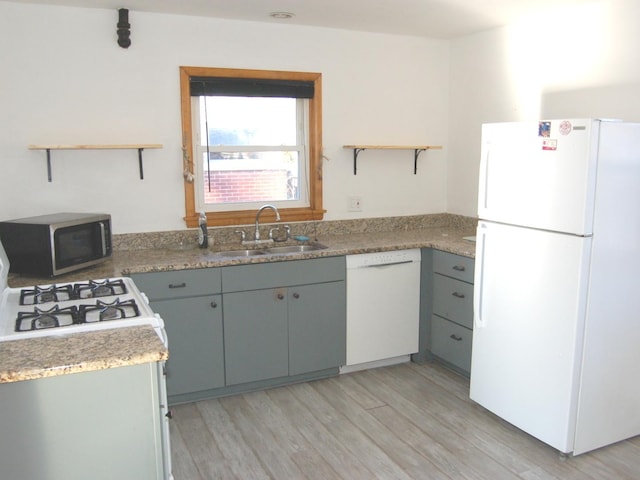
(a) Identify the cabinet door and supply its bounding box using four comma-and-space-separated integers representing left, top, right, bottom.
152, 295, 224, 397
223, 289, 288, 386
288, 281, 346, 376
431, 315, 472, 373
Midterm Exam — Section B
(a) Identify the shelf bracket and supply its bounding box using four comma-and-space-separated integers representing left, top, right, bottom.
353, 148, 365, 175
414, 148, 427, 175
29, 144, 161, 182
343, 144, 441, 175
46, 148, 52, 182
43, 147, 147, 181
138, 148, 145, 179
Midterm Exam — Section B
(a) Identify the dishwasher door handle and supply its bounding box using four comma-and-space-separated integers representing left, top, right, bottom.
362, 260, 414, 269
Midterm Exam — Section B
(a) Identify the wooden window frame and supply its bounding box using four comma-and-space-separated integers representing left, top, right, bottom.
180, 66, 324, 228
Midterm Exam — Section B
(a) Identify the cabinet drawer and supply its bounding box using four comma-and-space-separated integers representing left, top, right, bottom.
432, 274, 473, 329
130, 268, 222, 300
221, 256, 345, 292
433, 250, 474, 283
430, 315, 472, 373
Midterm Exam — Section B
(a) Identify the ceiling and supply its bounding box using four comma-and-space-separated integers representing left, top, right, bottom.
9, 0, 593, 39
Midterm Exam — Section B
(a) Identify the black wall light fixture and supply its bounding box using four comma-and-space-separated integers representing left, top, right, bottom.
117, 8, 131, 48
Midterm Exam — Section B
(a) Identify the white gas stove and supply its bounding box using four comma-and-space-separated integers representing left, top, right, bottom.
0, 240, 164, 342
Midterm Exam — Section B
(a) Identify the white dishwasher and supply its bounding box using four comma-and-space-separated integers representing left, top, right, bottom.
343, 249, 421, 370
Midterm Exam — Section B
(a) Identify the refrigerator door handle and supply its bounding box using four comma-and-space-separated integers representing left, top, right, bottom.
479, 147, 490, 210
474, 225, 486, 328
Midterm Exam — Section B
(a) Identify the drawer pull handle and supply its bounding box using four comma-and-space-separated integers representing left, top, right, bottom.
450, 334, 463, 341
168, 282, 186, 289
452, 292, 465, 298
293, 292, 300, 299
452, 265, 466, 272
277, 293, 285, 300
210, 301, 218, 308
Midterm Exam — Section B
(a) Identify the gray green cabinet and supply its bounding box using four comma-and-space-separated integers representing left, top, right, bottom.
0, 363, 167, 480
131, 256, 346, 402
221, 256, 346, 386
131, 268, 224, 403
429, 250, 475, 375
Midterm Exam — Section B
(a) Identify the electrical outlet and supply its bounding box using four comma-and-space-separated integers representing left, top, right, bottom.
348, 195, 363, 212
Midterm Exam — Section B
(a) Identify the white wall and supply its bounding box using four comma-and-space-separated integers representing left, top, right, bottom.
447, 0, 640, 216
0, 2, 449, 233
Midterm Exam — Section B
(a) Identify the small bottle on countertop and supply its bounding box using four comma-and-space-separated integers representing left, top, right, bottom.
198, 211, 208, 249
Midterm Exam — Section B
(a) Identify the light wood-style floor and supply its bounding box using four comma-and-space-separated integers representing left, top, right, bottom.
169, 362, 640, 479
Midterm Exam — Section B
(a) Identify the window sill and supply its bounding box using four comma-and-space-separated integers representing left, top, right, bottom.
185, 207, 325, 228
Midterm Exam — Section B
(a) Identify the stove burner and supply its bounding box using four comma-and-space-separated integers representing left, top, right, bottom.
101, 306, 121, 321
79, 298, 140, 323
74, 279, 128, 299
20, 284, 75, 306
35, 314, 58, 329
15, 305, 78, 332
93, 285, 114, 297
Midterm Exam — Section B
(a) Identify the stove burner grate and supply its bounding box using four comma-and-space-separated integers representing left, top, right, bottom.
20, 284, 75, 306
19, 279, 129, 306
15, 305, 78, 332
79, 298, 140, 323
74, 279, 128, 299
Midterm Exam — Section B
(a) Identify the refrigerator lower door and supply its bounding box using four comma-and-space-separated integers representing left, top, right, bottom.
471, 221, 592, 453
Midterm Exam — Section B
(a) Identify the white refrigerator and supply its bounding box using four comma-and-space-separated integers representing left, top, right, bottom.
470, 118, 640, 455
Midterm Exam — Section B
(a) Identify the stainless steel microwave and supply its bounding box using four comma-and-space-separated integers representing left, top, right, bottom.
0, 213, 112, 277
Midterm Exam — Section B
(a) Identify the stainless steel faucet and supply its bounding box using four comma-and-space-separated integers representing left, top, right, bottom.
254, 204, 280, 241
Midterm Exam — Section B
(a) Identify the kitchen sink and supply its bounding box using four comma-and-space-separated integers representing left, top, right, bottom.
216, 243, 327, 257
263, 243, 327, 254
216, 249, 265, 257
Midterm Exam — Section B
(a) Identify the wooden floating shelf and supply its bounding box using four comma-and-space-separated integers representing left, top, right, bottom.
343, 145, 443, 175
28, 144, 163, 181
28, 144, 163, 150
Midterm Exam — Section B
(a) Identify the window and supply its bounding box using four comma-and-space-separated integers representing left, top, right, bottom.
194, 96, 305, 208
180, 67, 324, 228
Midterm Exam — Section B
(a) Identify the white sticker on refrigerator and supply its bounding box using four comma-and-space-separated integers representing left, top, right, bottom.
542, 139, 558, 151
559, 120, 572, 135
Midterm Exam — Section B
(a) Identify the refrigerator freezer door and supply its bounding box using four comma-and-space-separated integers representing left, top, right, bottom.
478, 119, 599, 235
471, 221, 592, 453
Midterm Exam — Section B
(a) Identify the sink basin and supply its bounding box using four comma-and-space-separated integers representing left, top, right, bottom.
216, 243, 327, 257
263, 243, 327, 254
216, 249, 265, 257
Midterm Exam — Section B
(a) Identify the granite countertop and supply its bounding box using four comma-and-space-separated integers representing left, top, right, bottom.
8, 224, 477, 287
116, 225, 477, 274
0, 326, 168, 384
2, 218, 476, 384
